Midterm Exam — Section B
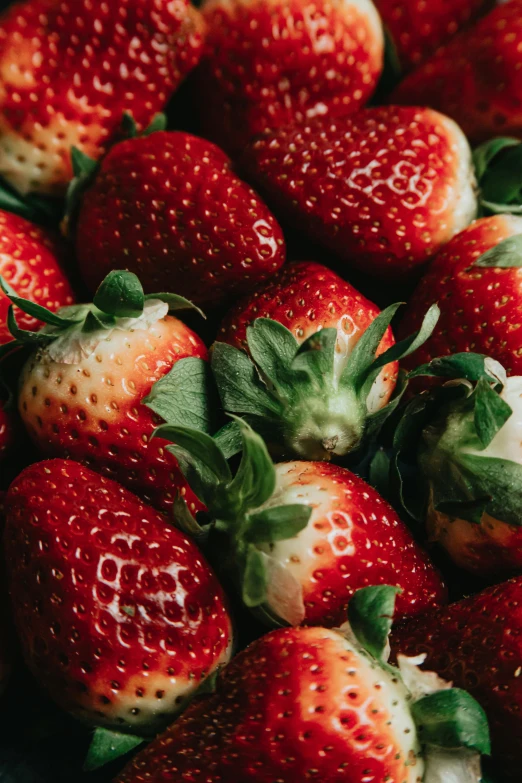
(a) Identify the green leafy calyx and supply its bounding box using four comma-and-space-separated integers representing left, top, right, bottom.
474, 137, 522, 215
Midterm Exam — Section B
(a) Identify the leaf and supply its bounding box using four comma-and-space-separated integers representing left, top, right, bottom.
0, 278, 80, 328
457, 453, 522, 527
0, 178, 63, 227
81, 309, 115, 333
242, 545, 269, 607
6, 307, 55, 347
291, 327, 338, 389
121, 112, 138, 138
473, 137, 520, 181
144, 292, 205, 319
212, 341, 282, 418
142, 113, 168, 136
244, 504, 312, 544
348, 585, 401, 661
407, 354, 495, 383
478, 141, 522, 208
213, 420, 243, 459
474, 234, 522, 268
83, 728, 144, 772
368, 449, 391, 497
411, 689, 491, 755
246, 318, 298, 396
71, 146, 99, 179
142, 358, 214, 434
226, 418, 276, 514
473, 377, 512, 449
154, 424, 231, 484
93, 270, 145, 318
343, 303, 402, 392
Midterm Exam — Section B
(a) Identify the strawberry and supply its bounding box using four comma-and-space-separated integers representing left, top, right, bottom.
157, 420, 446, 628
389, 353, 522, 577
390, 576, 522, 780
242, 106, 478, 280
75, 131, 286, 308
117, 586, 489, 783
195, 0, 384, 156
0, 398, 13, 461
0, 210, 74, 347
0, 269, 211, 515
4, 458, 233, 737
0, 0, 205, 196
375, 0, 491, 73
213, 261, 439, 461
399, 215, 522, 377
393, 0, 522, 144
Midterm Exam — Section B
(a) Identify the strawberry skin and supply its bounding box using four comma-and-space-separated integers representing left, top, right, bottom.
393, 0, 522, 144
243, 106, 477, 279
399, 215, 522, 376
196, 0, 384, 156
117, 624, 422, 783
0, 0, 205, 195
18, 313, 207, 515
76, 132, 286, 307
391, 576, 522, 780
0, 210, 74, 346
4, 459, 233, 733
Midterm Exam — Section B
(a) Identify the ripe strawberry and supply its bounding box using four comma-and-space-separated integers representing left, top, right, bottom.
375, 0, 491, 73
390, 576, 522, 780
75, 131, 286, 308
117, 586, 489, 783
4, 458, 233, 734
195, 0, 384, 156
242, 106, 478, 280
0, 0, 205, 195
0, 269, 210, 515
0, 210, 74, 347
158, 420, 446, 628
393, 0, 522, 144
399, 215, 522, 376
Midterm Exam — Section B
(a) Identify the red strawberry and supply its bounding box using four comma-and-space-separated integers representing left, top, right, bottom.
390, 576, 522, 780
242, 106, 478, 280
158, 421, 446, 628
399, 215, 522, 376
75, 131, 286, 308
393, 0, 522, 144
195, 0, 384, 156
0, 0, 205, 195
0, 210, 74, 346
375, 0, 491, 73
4, 458, 233, 734
1, 270, 209, 515
117, 586, 489, 783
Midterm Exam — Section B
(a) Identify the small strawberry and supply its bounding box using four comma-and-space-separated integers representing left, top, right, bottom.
0, 210, 74, 347
0, 269, 210, 515
214, 261, 439, 461
393, 0, 522, 144
0, 0, 205, 195
242, 106, 478, 280
390, 576, 522, 780
195, 0, 384, 156
4, 459, 233, 738
389, 353, 522, 577
399, 215, 522, 376
157, 420, 446, 628
117, 586, 489, 783
75, 131, 286, 308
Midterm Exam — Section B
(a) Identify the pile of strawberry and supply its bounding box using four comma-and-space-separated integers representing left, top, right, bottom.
2, 0, 522, 782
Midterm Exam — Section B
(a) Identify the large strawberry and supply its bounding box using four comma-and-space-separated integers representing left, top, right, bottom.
117, 586, 489, 783
399, 215, 522, 377
389, 353, 522, 578
195, 0, 384, 156
0, 269, 210, 515
75, 131, 286, 308
242, 106, 478, 280
390, 576, 522, 780
0, 210, 74, 347
157, 420, 446, 628
214, 261, 439, 461
4, 459, 233, 741
0, 0, 205, 196
393, 0, 522, 144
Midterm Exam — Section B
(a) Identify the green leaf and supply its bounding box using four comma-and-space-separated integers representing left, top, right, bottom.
226, 418, 276, 514
411, 689, 491, 755
343, 303, 402, 392
81, 309, 115, 333
142, 358, 214, 434
246, 318, 298, 396
0, 280, 80, 329
144, 292, 205, 319
142, 113, 168, 136
473, 377, 512, 449
473, 137, 520, 181
368, 449, 391, 498
474, 234, 522, 268
93, 270, 145, 318
478, 140, 522, 209
0, 178, 63, 227
291, 327, 337, 389
348, 585, 400, 661
244, 504, 312, 544
83, 728, 144, 772
6, 306, 55, 346
71, 146, 99, 179
408, 353, 495, 383
212, 341, 282, 418
456, 453, 522, 527
213, 420, 243, 459
242, 545, 269, 607
154, 424, 231, 484
121, 112, 138, 138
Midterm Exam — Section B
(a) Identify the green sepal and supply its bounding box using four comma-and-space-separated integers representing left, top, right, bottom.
473, 137, 520, 181
244, 504, 312, 544
93, 270, 145, 318
291, 327, 338, 390
83, 728, 144, 772
143, 357, 215, 434
225, 417, 276, 514
411, 689, 491, 755
474, 377, 512, 448
213, 420, 243, 459
348, 585, 401, 661
242, 545, 269, 607
122, 112, 168, 139
474, 234, 522, 268
0, 276, 80, 328
6, 306, 55, 347
246, 317, 299, 396
474, 137, 522, 214
142, 113, 168, 136
211, 341, 283, 418
0, 176, 63, 228
407, 353, 501, 384
343, 303, 402, 392
368, 448, 392, 498
81, 309, 116, 333
144, 291, 205, 318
